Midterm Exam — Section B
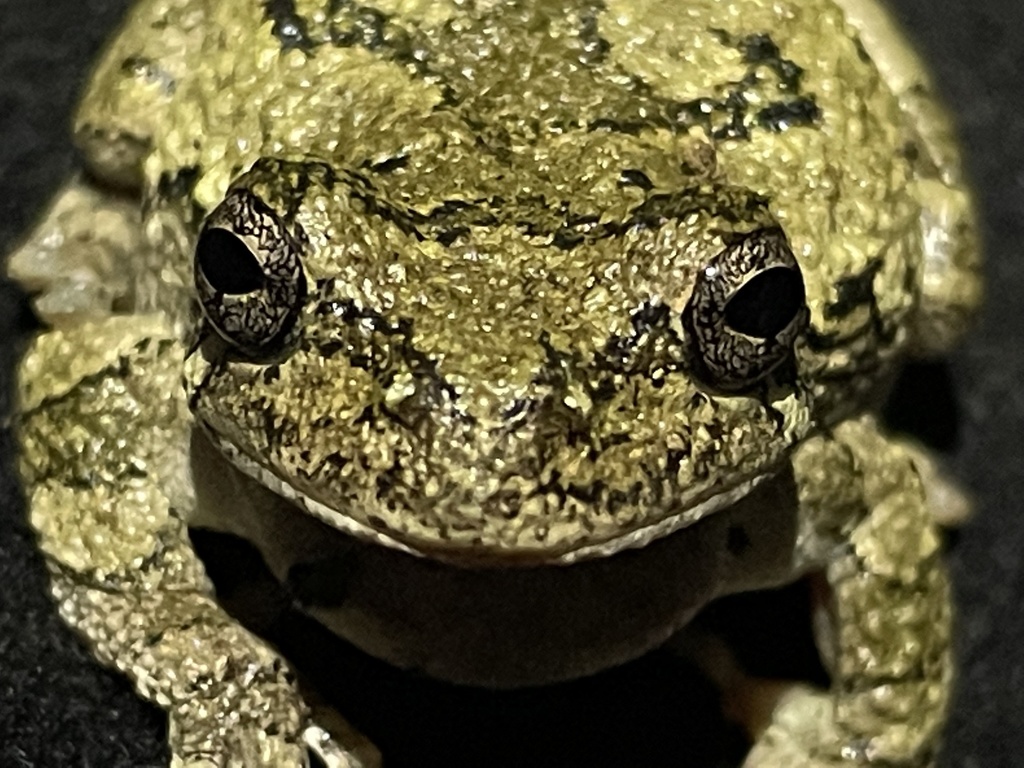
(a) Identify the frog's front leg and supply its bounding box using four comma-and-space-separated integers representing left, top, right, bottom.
745, 416, 952, 767
18, 317, 360, 768
835, 0, 982, 356
12, 181, 360, 768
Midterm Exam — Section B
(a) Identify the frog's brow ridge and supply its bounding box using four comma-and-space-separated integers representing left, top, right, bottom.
340, 170, 773, 251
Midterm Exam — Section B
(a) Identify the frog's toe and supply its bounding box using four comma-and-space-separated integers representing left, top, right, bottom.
743, 686, 843, 767
168, 717, 310, 768
901, 440, 974, 528
169, 724, 369, 768
302, 723, 369, 768
744, 683, 940, 768
170, 739, 302, 768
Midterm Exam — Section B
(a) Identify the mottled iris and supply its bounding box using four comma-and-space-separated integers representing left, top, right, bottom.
685, 228, 807, 390
194, 189, 307, 355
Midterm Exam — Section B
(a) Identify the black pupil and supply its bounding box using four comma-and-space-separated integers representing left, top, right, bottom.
197, 228, 266, 295
724, 267, 805, 339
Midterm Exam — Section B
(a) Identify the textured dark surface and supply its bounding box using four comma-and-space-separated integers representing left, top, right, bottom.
0, 0, 1021, 766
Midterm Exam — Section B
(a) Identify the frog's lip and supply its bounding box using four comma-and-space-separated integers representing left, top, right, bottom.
207, 429, 771, 566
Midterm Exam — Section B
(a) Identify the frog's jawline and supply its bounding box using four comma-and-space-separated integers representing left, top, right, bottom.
206, 429, 769, 567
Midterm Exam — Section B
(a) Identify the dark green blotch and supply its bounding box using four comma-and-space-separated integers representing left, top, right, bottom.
155, 165, 200, 202
365, 155, 410, 174
578, 8, 612, 66
739, 33, 781, 63
757, 98, 822, 132
825, 259, 883, 320
618, 169, 655, 191
330, 5, 389, 49
263, 0, 315, 51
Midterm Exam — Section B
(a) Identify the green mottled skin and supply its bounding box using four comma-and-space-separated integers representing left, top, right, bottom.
7, 0, 980, 765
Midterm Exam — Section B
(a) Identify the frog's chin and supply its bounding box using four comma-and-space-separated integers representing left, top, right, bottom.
207, 430, 771, 567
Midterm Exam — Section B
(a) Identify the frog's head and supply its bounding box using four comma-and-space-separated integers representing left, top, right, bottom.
182, 152, 926, 565
68, 0, 979, 564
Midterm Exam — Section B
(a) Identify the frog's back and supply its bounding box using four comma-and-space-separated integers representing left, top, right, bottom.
82, 0, 907, 212
80, 0, 926, 341
58, 0, 980, 563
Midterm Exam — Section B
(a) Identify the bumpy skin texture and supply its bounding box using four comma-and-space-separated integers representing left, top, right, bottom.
6, 0, 979, 765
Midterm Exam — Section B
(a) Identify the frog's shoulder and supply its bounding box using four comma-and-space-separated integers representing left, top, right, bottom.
833, 0, 965, 184
832, 0, 982, 354
74, 0, 209, 188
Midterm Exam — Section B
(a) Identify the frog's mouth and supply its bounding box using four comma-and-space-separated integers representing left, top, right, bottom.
203, 424, 772, 566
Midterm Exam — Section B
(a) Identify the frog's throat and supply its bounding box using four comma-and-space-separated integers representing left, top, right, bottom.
204, 427, 770, 566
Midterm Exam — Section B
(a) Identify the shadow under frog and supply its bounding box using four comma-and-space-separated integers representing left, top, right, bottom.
189, 425, 825, 767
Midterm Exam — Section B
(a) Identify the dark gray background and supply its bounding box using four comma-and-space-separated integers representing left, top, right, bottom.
0, 1, 1021, 766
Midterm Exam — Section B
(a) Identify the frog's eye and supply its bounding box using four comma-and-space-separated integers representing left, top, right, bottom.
684, 228, 808, 390
194, 190, 307, 354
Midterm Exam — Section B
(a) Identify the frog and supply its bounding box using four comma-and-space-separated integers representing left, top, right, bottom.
6, 0, 982, 765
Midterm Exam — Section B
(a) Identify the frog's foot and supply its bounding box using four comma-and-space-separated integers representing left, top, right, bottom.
302, 687, 383, 768
743, 683, 944, 768
900, 440, 973, 528
169, 721, 305, 768
51, 576, 367, 768
16, 312, 370, 768
742, 685, 843, 768
303, 724, 371, 768
170, 722, 360, 768
752, 416, 954, 767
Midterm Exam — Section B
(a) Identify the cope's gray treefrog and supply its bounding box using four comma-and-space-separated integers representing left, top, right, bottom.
7, 0, 981, 765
